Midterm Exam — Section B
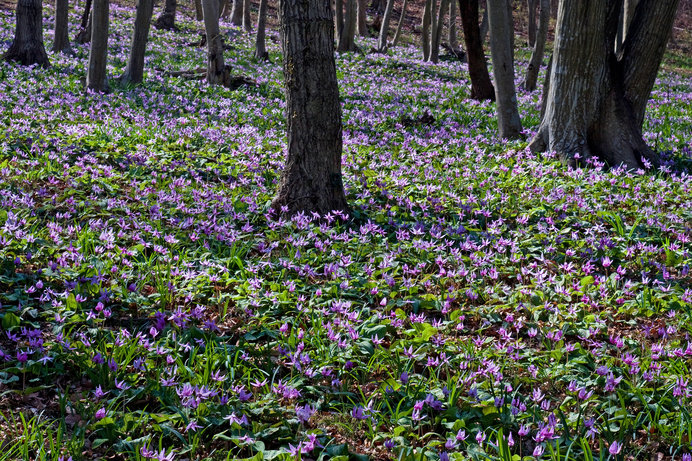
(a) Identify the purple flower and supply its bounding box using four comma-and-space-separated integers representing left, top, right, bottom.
608, 441, 622, 455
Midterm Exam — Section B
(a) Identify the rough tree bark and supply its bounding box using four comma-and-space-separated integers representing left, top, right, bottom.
86, 0, 109, 92
357, 0, 368, 36
529, 0, 679, 170
521, 0, 547, 91
202, 0, 226, 84
527, 0, 536, 46
337, 0, 357, 52
120, 0, 154, 85
4, 0, 50, 67
53, 0, 72, 54
273, 0, 349, 216
377, 0, 395, 51
254, 0, 269, 59
75, 0, 92, 43
391, 0, 407, 46
243, 0, 252, 31
458, 0, 494, 100
155, 0, 177, 29
487, 0, 522, 139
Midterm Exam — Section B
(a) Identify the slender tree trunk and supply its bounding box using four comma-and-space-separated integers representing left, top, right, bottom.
430, 0, 448, 62
335, 0, 344, 43
377, 0, 395, 51
121, 0, 154, 85
521, 0, 547, 91
155, 0, 176, 29
421, 0, 431, 60
458, 0, 494, 100
487, 0, 522, 139
80, 0, 92, 29
230, 0, 243, 24
448, 0, 458, 49
391, 0, 407, 46
4, 0, 50, 67
526, 0, 536, 46
195, 0, 204, 20
86, 0, 109, 92
53, 0, 72, 53
76, 4, 92, 43
337, 0, 357, 52
479, 4, 488, 42
254, 0, 269, 59
274, 0, 349, 216
529, 0, 679, 169
243, 0, 252, 30
202, 0, 226, 84
357, 0, 368, 36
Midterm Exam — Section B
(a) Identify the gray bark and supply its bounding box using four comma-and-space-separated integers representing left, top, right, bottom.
335, 0, 344, 43
53, 0, 72, 54
86, 0, 109, 92
521, 0, 547, 91
254, 0, 269, 59
243, 0, 252, 31
121, 0, 154, 85
155, 0, 176, 29
4, 0, 50, 67
527, 0, 536, 46
357, 0, 368, 36
76, 10, 92, 43
273, 0, 349, 216
421, 0, 431, 60
391, 0, 407, 46
337, 0, 357, 52
430, 0, 449, 62
529, 0, 679, 169
202, 0, 226, 84
230, 0, 243, 25
377, 0, 395, 51
448, 0, 458, 49
479, 5, 488, 42
487, 0, 522, 139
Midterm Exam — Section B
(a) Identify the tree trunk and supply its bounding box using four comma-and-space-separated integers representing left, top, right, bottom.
202, 0, 226, 84
357, 0, 368, 36
448, 0, 458, 49
155, 0, 176, 29
86, 0, 109, 92
391, 0, 407, 46
195, 0, 204, 20
421, 0, 431, 60
527, 0, 536, 46
274, 0, 349, 216
521, 0, 547, 91
487, 0, 522, 139
254, 0, 269, 59
335, 0, 344, 43
337, 0, 357, 52
616, 0, 638, 55
529, 0, 679, 169
430, 0, 448, 62
230, 0, 243, 25
479, 4, 488, 42
377, 0, 395, 51
3, 0, 50, 67
53, 0, 72, 53
121, 0, 154, 85
243, 0, 252, 30
458, 0, 494, 100
76, 5, 92, 44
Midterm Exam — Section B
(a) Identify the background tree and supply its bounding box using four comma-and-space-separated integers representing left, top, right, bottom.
430, 0, 449, 62
202, 0, 226, 84
458, 0, 494, 100
155, 0, 177, 30
421, 0, 431, 60
86, 0, 109, 92
376, 0, 395, 51
120, 0, 155, 85
4, 0, 50, 67
75, 0, 92, 43
243, 0, 252, 31
230, 0, 244, 26
194, 0, 203, 20
447, 0, 458, 50
357, 0, 368, 36
391, 0, 407, 46
52, 0, 72, 54
337, 0, 357, 52
526, 0, 536, 46
529, 0, 679, 169
487, 0, 521, 138
522, 0, 547, 91
255, 0, 269, 59
273, 0, 349, 216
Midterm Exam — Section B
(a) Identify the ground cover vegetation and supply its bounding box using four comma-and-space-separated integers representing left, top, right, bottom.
1, 1, 692, 460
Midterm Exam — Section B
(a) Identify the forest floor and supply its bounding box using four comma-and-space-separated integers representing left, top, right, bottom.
1, 1, 692, 461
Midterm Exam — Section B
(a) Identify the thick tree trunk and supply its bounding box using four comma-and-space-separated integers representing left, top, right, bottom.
391, 0, 407, 46
526, 0, 536, 46
254, 0, 269, 59
121, 0, 154, 85
202, 0, 226, 84
448, 0, 458, 49
274, 0, 349, 216
86, 0, 109, 92
195, 0, 204, 20
521, 0, 547, 91
529, 0, 679, 169
487, 0, 522, 139
155, 0, 176, 29
357, 0, 368, 36
458, 0, 494, 100
377, 0, 395, 51
421, 0, 431, 60
337, 0, 357, 52
4, 0, 50, 67
53, 0, 72, 54
243, 0, 252, 30
230, 0, 243, 25
430, 0, 448, 62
